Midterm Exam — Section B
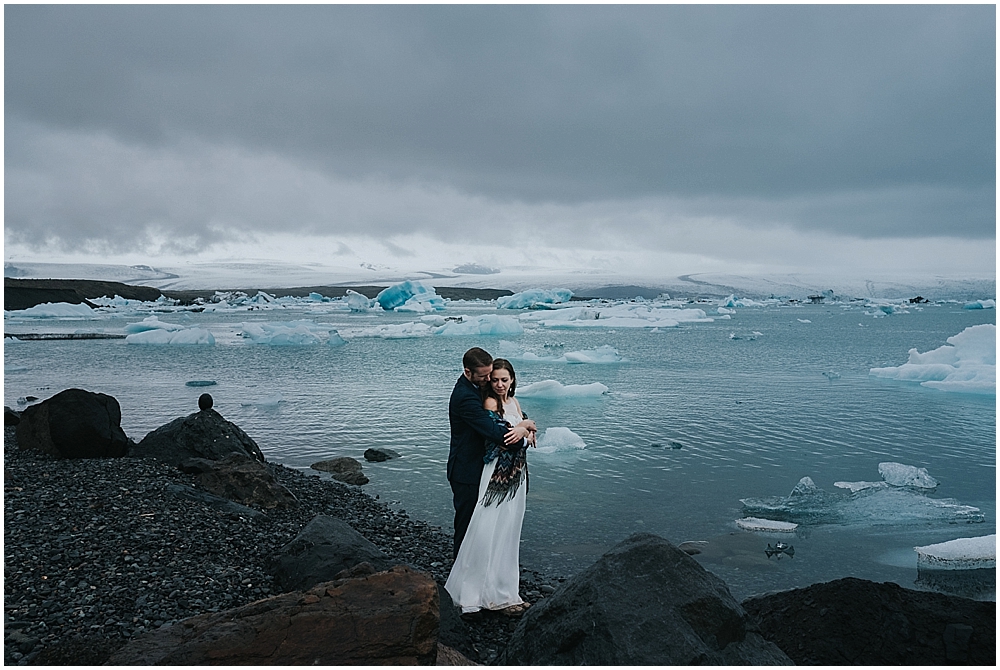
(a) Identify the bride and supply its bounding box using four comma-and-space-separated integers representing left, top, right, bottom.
445, 358, 536, 616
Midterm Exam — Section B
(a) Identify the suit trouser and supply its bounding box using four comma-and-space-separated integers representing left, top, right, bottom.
450, 480, 480, 559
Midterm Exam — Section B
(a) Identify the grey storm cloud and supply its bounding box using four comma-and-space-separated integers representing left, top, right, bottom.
4, 4, 995, 253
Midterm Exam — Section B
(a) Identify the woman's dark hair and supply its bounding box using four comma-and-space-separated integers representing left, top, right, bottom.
487, 358, 517, 419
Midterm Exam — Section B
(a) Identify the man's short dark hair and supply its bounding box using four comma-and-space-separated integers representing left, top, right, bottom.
463, 347, 493, 370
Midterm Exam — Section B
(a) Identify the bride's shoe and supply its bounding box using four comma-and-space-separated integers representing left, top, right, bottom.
500, 602, 531, 617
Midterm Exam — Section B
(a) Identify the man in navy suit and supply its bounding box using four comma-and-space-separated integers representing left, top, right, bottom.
448, 347, 529, 558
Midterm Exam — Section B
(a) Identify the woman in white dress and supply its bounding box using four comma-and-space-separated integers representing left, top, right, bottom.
445, 358, 536, 616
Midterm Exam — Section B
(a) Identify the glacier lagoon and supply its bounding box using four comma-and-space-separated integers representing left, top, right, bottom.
4, 294, 995, 600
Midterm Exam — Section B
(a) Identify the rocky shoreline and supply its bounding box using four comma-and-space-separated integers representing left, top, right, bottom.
2, 427, 558, 665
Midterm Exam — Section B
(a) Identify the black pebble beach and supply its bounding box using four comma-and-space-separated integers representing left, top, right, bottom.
3, 427, 559, 665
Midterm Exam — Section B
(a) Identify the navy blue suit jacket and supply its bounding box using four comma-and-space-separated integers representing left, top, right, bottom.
448, 375, 511, 485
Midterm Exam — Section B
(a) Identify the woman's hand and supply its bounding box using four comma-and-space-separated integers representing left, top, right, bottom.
517, 419, 537, 432
503, 424, 529, 446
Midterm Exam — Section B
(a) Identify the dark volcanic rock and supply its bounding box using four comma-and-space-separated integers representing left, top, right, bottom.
498, 532, 791, 665
164, 482, 264, 519
364, 447, 401, 462
311, 456, 369, 485
15, 388, 129, 458
133, 408, 265, 465
269, 514, 392, 592
107, 566, 440, 665
743, 576, 996, 665
177, 454, 297, 509
4, 278, 162, 311
5, 406, 20, 426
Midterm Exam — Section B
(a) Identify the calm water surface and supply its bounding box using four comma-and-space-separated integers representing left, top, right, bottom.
5, 301, 995, 599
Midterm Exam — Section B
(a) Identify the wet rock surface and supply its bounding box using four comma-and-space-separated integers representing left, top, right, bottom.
310, 456, 369, 485
499, 532, 791, 665
743, 576, 996, 665
2, 427, 559, 665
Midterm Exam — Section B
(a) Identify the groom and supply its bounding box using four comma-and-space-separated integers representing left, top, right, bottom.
448, 347, 529, 558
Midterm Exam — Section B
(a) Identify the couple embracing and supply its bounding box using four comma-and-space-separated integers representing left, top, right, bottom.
444, 347, 537, 616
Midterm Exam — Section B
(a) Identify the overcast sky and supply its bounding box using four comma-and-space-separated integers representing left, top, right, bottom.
4, 4, 995, 279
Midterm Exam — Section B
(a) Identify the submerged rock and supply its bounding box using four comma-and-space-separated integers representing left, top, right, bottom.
364, 447, 401, 462
311, 456, 369, 485
15, 388, 129, 458
498, 532, 791, 665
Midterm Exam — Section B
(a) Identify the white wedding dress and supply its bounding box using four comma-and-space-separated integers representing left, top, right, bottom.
444, 399, 527, 613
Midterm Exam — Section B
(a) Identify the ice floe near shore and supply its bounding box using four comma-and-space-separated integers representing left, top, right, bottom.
535, 427, 587, 453
240, 320, 346, 346
13, 302, 95, 318
869, 324, 995, 395
126, 328, 215, 345
741, 464, 984, 527
736, 517, 798, 532
518, 380, 609, 399
914, 535, 995, 571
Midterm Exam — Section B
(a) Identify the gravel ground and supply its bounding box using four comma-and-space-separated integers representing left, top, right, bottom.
3, 427, 562, 665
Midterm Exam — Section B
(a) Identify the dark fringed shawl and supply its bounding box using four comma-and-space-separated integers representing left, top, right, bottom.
481, 410, 528, 506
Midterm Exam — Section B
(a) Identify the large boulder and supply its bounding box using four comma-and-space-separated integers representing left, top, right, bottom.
5, 406, 21, 426
498, 533, 791, 665
15, 388, 128, 458
178, 454, 298, 510
743, 576, 996, 665
133, 407, 265, 465
107, 565, 440, 665
269, 514, 392, 592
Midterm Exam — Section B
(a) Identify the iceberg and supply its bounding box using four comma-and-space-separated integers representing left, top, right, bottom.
346, 289, 374, 312
124, 316, 186, 334
497, 288, 573, 309
435, 314, 524, 337
353, 322, 435, 339
13, 302, 94, 318
736, 517, 798, 532
375, 280, 444, 311
518, 380, 609, 399
963, 299, 995, 310
869, 324, 995, 395
914, 535, 996, 570
740, 474, 984, 526
833, 481, 889, 494
535, 426, 587, 453
126, 327, 215, 345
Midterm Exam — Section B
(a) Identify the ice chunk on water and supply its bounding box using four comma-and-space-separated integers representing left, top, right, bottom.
240, 320, 339, 345
520, 304, 711, 329
878, 462, 938, 489
833, 481, 888, 493
914, 535, 996, 570
741, 472, 983, 526
435, 314, 523, 337
346, 289, 374, 312
328, 331, 347, 346
869, 324, 995, 395
499, 342, 625, 364
736, 517, 798, 532
375, 280, 444, 311
497, 288, 573, 309
126, 327, 215, 345
536, 427, 586, 453
125, 316, 186, 334
963, 299, 995, 310
13, 302, 95, 318
518, 380, 609, 399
